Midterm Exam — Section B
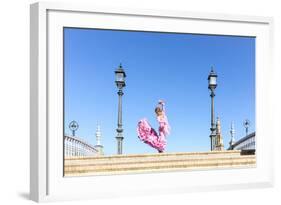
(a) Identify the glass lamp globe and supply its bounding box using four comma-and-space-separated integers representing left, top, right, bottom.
115, 64, 126, 87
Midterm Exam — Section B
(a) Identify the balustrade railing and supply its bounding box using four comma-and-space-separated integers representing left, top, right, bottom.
64, 135, 98, 157
231, 132, 255, 151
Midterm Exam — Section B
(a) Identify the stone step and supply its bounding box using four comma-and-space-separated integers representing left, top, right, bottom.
65, 150, 242, 161
64, 160, 256, 176
64, 150, 242, 165
64, 154, 253, 166
64, 151, 241, 165
64, 151, 256, 177
65, 163, 256, 177
64, 156, 255, 172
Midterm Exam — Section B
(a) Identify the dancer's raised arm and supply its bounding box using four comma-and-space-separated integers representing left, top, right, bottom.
158, 100, 165, 112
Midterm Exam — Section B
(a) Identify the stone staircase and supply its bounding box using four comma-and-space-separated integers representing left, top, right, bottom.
64, 150, 256, 177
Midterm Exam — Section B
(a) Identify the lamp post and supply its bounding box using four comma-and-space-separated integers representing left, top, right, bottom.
114, 64, 126, 155
208, 67, 218, 151
69, 120, 79, 137
243, 119, 250, 137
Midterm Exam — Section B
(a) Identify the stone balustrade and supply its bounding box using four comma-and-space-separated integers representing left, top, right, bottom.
64, 135, 98, 157
231, 132, 255, 151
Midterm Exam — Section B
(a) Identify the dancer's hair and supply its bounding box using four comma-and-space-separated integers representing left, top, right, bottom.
155, 106, 163, 116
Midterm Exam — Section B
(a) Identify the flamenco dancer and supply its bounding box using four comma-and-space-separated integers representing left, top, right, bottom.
137, 100, 171, 153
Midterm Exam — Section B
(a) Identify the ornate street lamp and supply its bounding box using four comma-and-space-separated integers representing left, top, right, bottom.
243, 119, 250, 136
115, 64, 126, 154
69, 120, 79, 137
208, 67, 218, 151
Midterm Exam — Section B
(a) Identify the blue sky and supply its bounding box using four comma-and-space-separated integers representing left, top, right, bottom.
64, 28, 255, 155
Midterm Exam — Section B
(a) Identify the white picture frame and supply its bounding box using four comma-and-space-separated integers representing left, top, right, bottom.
30, 1, 274, 202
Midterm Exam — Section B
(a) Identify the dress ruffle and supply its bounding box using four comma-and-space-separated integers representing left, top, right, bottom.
137, 118, 167, 152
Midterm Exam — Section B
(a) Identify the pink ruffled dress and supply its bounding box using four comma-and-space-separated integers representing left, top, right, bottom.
137, 103, 171, 152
